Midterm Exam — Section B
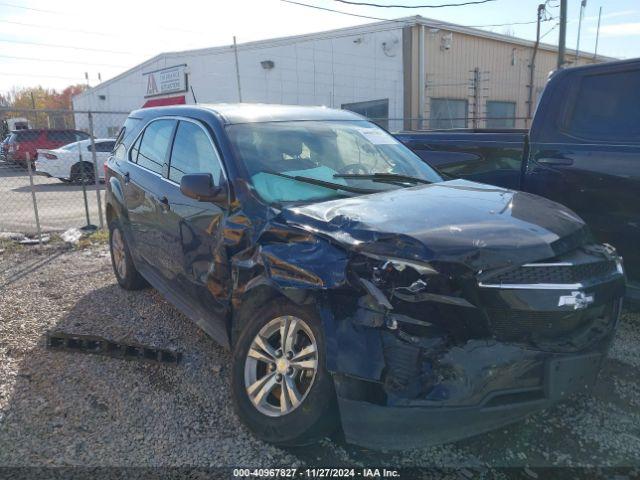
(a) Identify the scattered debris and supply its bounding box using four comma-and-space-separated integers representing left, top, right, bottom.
46, 332, 182, 365
18, 234, 50, 245
60, 228, 83, 245
0, 232, 26, 241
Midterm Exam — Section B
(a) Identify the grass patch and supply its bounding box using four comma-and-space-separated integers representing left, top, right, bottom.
77, 228, 109, 249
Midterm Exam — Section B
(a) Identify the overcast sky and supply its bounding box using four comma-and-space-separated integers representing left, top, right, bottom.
0, 0, 638, 93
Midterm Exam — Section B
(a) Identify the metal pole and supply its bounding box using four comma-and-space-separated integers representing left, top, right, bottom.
527, 4, 545, 126
87, 112, 104, 229
25, 152, 43, 245
472, 68, 480, 129
418, 25, 425, 130
76, 136, 92, 227
593, 6, 602, 61
575, 0, 587, 65
233, 36, 243, 102
558, 0, 568, 69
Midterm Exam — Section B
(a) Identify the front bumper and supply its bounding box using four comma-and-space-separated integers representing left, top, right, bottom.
337, 350, 603, 450
329, 255, 625, 450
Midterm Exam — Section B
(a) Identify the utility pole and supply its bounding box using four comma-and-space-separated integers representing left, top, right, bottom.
527, 3, 545, 125
575, 0, 587, 65
593, 6, 602, 61
557, 0, 568, 69
233, 36, 243, 102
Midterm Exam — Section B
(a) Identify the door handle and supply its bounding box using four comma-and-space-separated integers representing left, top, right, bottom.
123, 171, 130, 183
537, 157, 574, 166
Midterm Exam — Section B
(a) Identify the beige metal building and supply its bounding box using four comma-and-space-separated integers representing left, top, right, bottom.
403, 17, 613, 130
74, 15, 614, 135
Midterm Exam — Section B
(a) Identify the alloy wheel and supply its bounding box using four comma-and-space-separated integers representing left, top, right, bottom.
244, 315, 318, 417
111, 227, 127, 279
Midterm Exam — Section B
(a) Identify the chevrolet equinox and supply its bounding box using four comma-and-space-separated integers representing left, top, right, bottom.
105, 104, 625, 449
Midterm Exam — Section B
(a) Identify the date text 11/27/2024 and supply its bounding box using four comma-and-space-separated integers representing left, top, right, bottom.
232, 468, 401, 478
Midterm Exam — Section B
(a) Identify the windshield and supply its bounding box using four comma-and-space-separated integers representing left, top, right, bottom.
227, 120, 442, 204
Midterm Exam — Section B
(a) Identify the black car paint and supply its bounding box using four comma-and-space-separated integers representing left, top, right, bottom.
396, 58, 640, 297
105, 104, 625, 449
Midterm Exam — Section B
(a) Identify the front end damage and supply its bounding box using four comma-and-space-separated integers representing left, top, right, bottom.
321, 244, 625, 449
230, 182, 626, 449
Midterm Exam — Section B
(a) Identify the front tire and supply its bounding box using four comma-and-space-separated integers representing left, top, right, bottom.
109, 220, 147, 290
231, 300, 338, 446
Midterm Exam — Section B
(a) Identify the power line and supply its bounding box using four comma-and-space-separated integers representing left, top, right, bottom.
0, 1, 217, 36
282, 0, 552, 28
0, 19, 115, 37
0, 2, 62, 14
0, 38, 146, 55
0, 54, 129, 68
540, 22, 559, 40
0, 72, 88, 81
333, 0, 495, 8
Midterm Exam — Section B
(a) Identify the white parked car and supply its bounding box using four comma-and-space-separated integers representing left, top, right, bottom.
35, 138, 115, 183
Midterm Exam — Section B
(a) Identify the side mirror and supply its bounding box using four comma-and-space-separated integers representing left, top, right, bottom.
180, 173, 227, 204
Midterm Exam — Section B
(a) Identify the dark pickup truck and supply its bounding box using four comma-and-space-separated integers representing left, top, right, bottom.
397, 58, 640, 299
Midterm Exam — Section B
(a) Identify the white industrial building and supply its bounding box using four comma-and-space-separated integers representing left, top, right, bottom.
73, 15, 612, 137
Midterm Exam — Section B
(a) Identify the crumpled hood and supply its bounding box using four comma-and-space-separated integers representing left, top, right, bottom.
277, 179, 591, 272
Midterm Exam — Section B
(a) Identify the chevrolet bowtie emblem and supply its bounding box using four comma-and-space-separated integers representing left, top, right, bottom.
558, 291, 595, 310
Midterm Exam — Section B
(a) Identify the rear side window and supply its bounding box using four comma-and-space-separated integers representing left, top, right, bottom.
168, 121, 223, 184
132, 119, 175, 175
566, 69, 640, 142
47, 131, 81, 143
14, 130, 40, 142
92, 141, 115, 153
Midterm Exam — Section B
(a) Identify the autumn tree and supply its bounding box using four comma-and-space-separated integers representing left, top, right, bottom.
1, 84, 89, 129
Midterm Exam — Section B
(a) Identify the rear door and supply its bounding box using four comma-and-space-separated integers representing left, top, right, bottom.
123, 118, 178, 279
525, 64, 640, 284
162, 119, 230, 337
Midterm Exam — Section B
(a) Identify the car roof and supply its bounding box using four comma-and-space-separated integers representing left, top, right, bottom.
131, 103, 366, 125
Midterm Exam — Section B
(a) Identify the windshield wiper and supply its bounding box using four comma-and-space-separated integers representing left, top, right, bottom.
333, 172, 432, 185
260, 170, 379, 194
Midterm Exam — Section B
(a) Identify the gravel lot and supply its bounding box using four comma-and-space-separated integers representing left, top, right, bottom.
1, 241, 639, 470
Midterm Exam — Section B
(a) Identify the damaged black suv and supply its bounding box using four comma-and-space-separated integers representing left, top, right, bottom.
105, 104, 625, 449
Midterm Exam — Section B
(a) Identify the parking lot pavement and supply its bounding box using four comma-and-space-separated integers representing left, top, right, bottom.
0, 160, 104, 234
0, 243, 639, 469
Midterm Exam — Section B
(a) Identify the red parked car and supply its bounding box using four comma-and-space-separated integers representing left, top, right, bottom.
6, 129, 91, 167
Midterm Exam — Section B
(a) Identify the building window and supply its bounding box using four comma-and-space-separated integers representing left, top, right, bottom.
430, 98, 468, 129
341, 99, 389, 129
486, 101, 516, 128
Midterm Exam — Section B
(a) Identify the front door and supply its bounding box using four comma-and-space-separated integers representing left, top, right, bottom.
162, 119, 230, 340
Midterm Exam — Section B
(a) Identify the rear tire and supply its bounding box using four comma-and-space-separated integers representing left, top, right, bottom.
231, 299, 339, 446
109, 220, 147, 290
71, 162, 95, 184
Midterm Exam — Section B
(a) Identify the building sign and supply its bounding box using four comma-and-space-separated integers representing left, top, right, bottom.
143, 65, 187, 98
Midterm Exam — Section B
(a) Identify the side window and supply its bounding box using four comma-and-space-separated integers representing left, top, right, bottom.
566, 69, 640, 142
135, 119, 176, 175
168, 121, 223, 184
47, 131, 80, 144
92, 141, 115, 153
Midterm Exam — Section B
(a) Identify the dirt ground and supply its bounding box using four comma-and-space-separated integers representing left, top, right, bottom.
1, 242, 639, 472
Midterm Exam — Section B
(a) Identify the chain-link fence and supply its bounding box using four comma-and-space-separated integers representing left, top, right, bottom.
0, 108, 128, 243
0, 105, 525, 245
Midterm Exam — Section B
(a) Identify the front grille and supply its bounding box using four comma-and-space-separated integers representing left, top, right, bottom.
485, 260, 616, 286
486, 301, 616, 342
